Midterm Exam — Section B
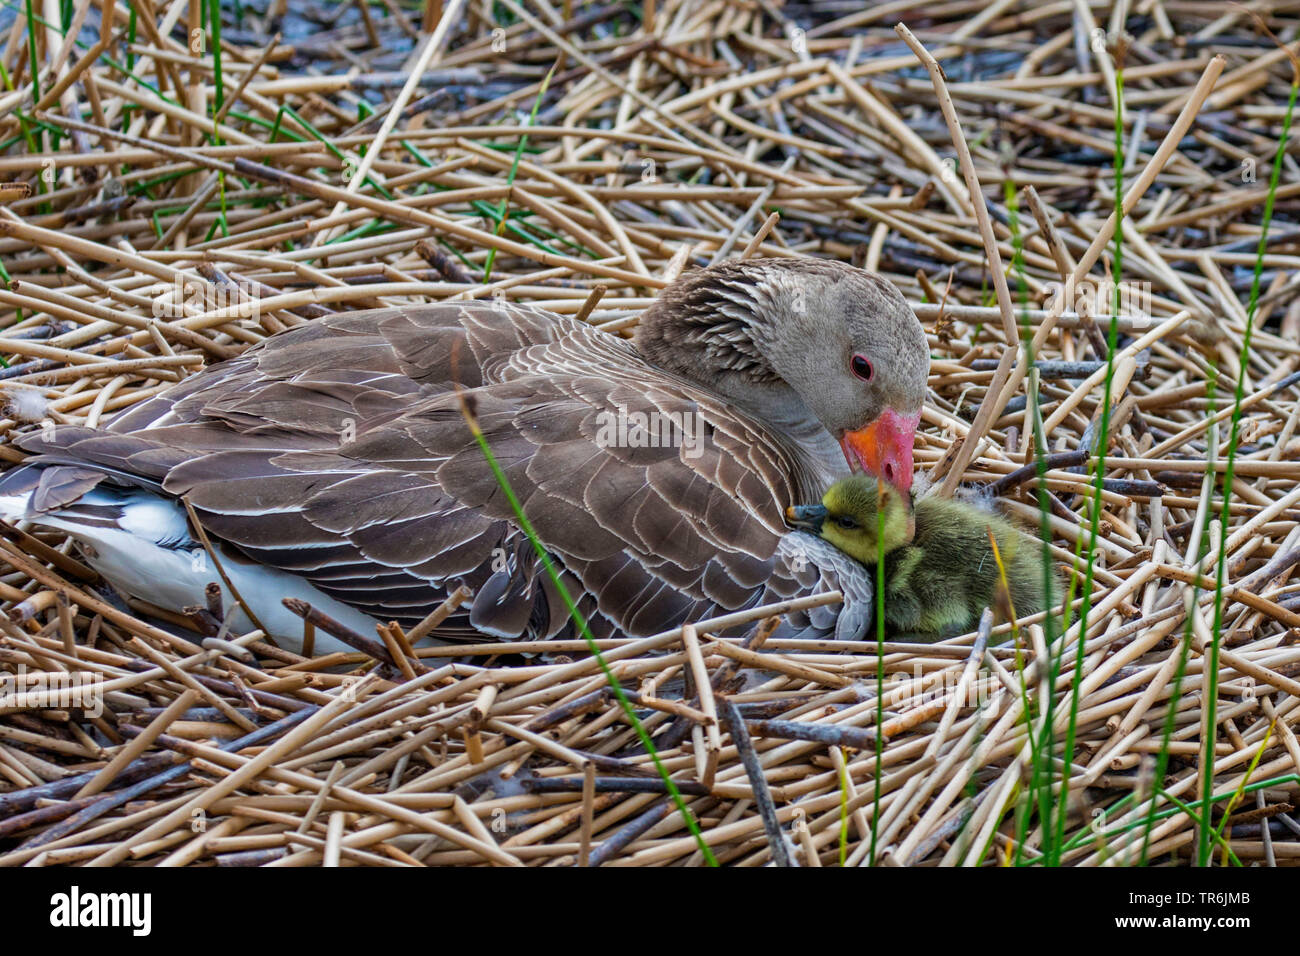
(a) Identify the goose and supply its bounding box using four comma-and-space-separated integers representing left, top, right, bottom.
787, 475, 1060, 641
0, 259, 928, 654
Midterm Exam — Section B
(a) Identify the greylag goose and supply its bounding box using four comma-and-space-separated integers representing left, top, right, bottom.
787, 475, 1059, 640
0, 259, 928, 653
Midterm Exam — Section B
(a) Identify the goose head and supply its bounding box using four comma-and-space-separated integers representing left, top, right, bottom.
786, 475, 914, 566
634, 258, 927, 490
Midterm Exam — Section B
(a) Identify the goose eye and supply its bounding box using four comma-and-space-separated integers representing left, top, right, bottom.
850, 354, 874, 382
836, 516, 857, 530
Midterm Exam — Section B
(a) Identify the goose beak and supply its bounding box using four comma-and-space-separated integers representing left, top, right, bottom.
785, 503, 827, 532
840, 408, 919, 491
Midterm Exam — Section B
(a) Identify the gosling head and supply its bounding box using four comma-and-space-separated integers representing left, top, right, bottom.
785, 475, 915, 566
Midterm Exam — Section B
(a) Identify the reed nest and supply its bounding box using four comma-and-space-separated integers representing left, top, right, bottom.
0, 0, 1298, 868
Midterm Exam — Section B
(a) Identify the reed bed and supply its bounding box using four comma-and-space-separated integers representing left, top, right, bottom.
0, 0, 1297, 866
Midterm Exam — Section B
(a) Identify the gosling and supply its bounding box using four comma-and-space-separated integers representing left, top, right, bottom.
786, 475, 1058, 641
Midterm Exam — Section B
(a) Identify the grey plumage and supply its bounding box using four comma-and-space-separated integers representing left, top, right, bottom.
0, 259, 926, 644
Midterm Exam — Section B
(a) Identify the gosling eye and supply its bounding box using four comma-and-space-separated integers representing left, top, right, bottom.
835, 515, 857, 530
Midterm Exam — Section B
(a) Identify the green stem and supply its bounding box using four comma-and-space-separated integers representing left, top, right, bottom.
460, 396, 717, 866
869, 503, 885, 864
483, 66, 554, 282
1200, 74, 1299, 866
1004, 181, 1053, 865
1051, 55, 1126, 865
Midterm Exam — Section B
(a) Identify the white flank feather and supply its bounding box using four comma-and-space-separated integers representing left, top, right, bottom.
0, 387, 52, 424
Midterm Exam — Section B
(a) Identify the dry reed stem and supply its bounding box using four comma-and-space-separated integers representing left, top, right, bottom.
0, 0, 1296, 868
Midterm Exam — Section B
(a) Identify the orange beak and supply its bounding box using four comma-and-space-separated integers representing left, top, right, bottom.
840, 408, 920, 491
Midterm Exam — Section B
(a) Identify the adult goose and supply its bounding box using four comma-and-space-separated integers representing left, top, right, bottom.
0, 259, 928, 653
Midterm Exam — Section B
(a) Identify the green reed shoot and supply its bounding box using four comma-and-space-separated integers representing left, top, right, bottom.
1046, 43, 1129, 865
870, 501, 886, 864
482, 67, 554, 282
1200, 43, 1299, 867
1003, 180, 1059, 865
457, 390, 717, 866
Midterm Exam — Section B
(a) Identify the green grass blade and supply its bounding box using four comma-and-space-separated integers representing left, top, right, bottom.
457, 392, 716, 866
482, 66, 554, 282
1200, 71, 1299, 866
1049, 54, 1127, 864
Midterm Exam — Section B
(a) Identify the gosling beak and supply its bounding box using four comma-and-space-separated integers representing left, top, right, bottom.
785, 503, 827, 533
840, 408, 920, 492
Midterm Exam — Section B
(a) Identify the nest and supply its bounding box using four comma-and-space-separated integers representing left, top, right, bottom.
0, 0, 1298, 866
